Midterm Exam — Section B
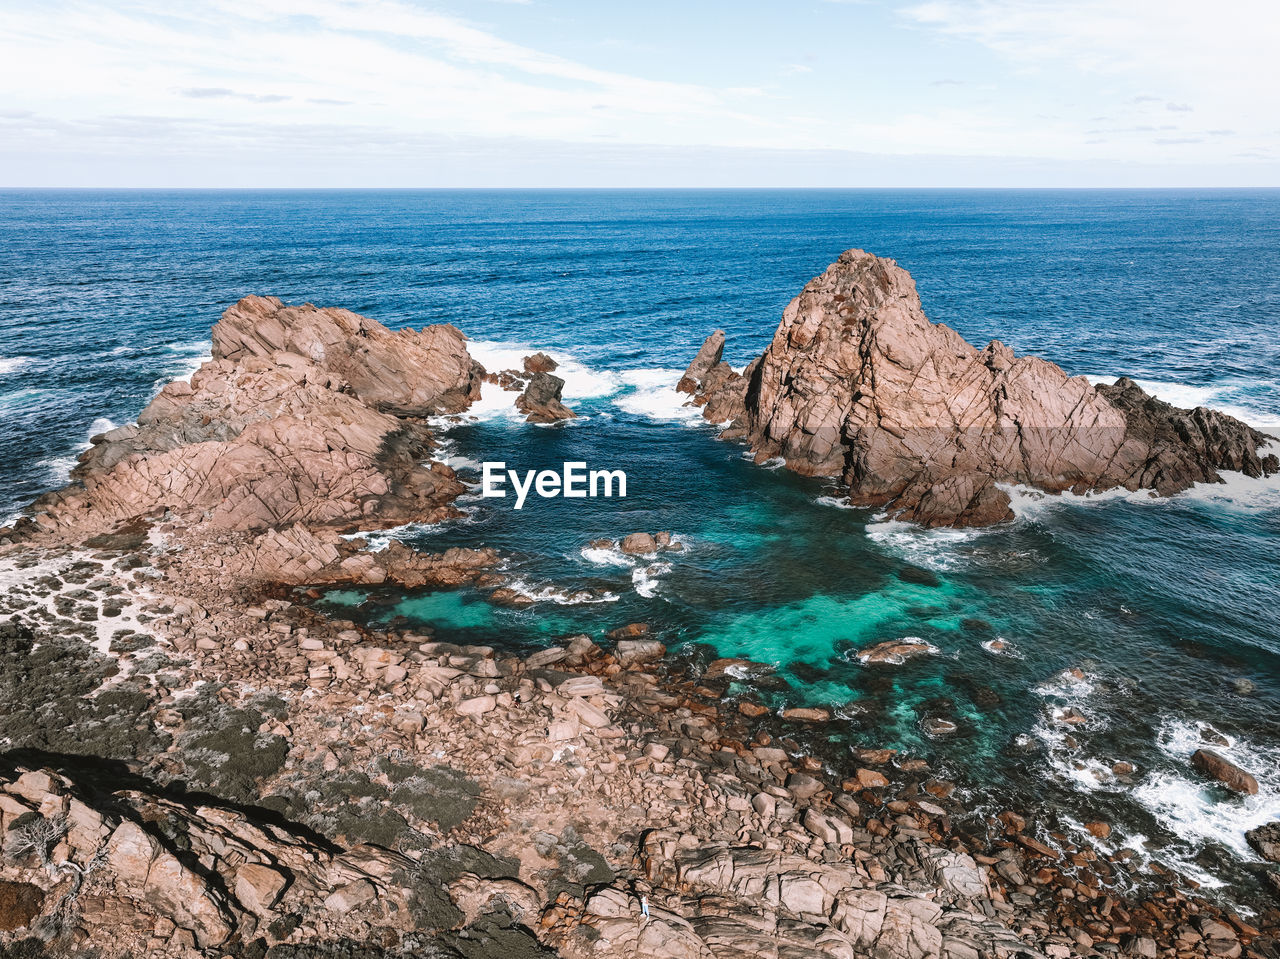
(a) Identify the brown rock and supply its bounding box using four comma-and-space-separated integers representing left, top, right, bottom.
0, 881, 44, 932
1085, 822, 1112, 839
855, 768, 890, 789
681, 249, 1277, 528
923, 779, 955, 799
619, 533, 658, 555
615, 639, 666, 666
213, 295, 481, 413
106, 820, 159, 885
235, 863, 290, 915
786, 772, 824, 800
1191, 749, 1258, 795
856, 639, 939, 665
323, 879, 377, 912
25, 295, 483, 542
523, 352, 558, 374
1246, 822, 1280, 862
780, 707, 831, 722
516, 371, 576, 423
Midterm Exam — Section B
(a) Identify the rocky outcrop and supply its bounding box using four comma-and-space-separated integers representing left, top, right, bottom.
1247, 823, 1280, 863
211, 295, 483, 415
480, 353, 576, 422
681, 250, 1278, 527
517, 371, 577, 423
0, 764, 547, 953
16, 296, 484, 542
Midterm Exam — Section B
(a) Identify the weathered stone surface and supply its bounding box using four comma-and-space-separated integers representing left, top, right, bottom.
1191, 749, 1259, 795
516, 370, 576, 423
106, 820, 159, 885
1247, 822, 1280, 863
324, 879, 377, 912
25, 296, 484, 540
615, 639, 666, 666
234, 862, 289, 915
620, 532, 658, 555
681, 249, 1277, 527
523, 352, 559, 374
212, 295, 482, 413
457, 695, 498, 716
857, 639, 940, 665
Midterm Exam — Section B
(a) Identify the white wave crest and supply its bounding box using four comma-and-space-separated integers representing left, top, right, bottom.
1085, 374, 1280, 430
612, 368, 705, 423
1132, 717, 1280, 864
865, 518, 982, 571
0, 356, 32, 376
632, 560, 672, 598
816, 494, 856, 509
503, 578, 619, 605
580, 544, 630, 566
340, 521, 445, 552
162, 340, 213, 385
468, 339, 620, 400
981, 637, 1023, 658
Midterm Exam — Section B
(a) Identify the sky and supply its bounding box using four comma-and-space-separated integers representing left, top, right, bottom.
1, 0, 1277, 187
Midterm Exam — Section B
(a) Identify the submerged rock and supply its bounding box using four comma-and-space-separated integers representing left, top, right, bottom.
681, 249, 1278, 527
856, 638, 940, 665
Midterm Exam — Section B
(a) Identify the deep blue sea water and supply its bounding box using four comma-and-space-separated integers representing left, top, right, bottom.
2, 189, 1279, 904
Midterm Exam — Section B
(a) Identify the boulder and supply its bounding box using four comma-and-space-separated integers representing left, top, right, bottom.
1247, 822, 1280, 862
522, 352, 558, 374
234, 863, 290, 914
857, 639, 939, 665
615, 639, 666, 666
106, 820, 159, 886
855, 768, 890, 789
780, 707, 831, 722
620, 532, 658, 555
323, 879, 377, 912
25, 295, 482, 541
516, 371, 576, 423
456, 695, 497, 717
1191, 749, 1258, 795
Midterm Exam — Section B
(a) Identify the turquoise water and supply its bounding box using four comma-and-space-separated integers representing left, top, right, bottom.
3, 189, 1279, 904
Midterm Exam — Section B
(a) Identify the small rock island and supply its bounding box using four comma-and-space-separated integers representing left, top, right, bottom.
680, 249, 1277, 526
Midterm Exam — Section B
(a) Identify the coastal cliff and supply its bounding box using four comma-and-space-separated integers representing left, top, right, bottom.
0, 297, 1275, 958
680, 250, 1278, 527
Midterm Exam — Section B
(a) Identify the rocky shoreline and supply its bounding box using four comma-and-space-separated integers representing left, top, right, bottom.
1, 280, 1278, 958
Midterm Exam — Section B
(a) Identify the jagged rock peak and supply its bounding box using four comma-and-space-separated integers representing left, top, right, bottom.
682, 249, 1278, 527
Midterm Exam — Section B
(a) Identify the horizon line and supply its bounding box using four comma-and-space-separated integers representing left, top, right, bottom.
4, 185, 1280, 192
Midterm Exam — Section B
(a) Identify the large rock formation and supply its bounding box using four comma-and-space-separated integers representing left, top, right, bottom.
17, 296, 485, 541
681, 249, 1278, 527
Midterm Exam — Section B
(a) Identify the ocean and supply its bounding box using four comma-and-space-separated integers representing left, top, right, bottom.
2, 188, 1279, 904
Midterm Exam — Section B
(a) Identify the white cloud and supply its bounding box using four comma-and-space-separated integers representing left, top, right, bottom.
0, 0, 1276, 184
